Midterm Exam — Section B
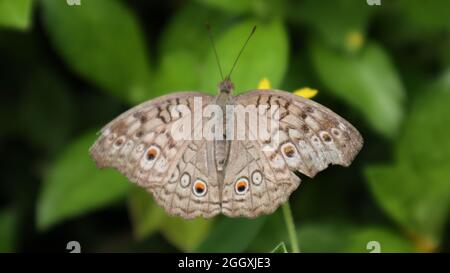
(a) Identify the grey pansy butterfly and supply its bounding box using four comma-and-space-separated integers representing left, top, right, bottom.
89, 27, 363, 219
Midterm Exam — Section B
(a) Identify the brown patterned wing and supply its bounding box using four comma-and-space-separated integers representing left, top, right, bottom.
221, 139, 300, 217
222, 89, 363, 217
89, 92, 220, 219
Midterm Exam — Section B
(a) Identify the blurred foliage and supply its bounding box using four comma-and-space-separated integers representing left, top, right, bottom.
0, 0, 449, 253
0, 0, 34, 30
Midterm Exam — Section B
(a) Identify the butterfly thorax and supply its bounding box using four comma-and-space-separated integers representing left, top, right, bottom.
214, 79, 234, 174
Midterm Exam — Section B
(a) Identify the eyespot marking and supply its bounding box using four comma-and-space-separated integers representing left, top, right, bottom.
145, 145, 160, 161
114, 136, 126, 147
180, 173, 190, 188
321, 132, 332, 142
331, 128, 340, 136
235, 178, 249, 195
135, 130, 143, 138
281, 142, 298, 158
107, 133, 117, 142
251, 171, 263, 185
193, 180, 207, 197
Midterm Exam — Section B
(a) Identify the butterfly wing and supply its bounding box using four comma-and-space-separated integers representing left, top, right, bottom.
221, 139, 300, 217
221, 89, 363, 217
90, 92, 221, 219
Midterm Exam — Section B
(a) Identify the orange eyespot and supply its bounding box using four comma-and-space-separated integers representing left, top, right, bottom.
235, 178, 249, 195
146, 146, 159, 161
193, 180, 207, 196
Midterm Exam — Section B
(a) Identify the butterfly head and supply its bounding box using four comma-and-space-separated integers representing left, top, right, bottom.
207, 24, 256, 96
218, 77, 234, 94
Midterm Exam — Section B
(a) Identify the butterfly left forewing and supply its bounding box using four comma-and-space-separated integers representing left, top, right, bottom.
90, 92, 221, 219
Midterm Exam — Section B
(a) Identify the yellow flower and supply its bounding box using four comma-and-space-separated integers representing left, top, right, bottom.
257, 77, 271, 89
293, 87, 318, 99
346, 30, 364, 52
257, 78, 318, 99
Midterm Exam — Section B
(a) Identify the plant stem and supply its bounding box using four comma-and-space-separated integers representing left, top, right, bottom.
282, 201, 300, 253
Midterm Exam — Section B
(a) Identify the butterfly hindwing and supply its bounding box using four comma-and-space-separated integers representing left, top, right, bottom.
222, 139, 300, 217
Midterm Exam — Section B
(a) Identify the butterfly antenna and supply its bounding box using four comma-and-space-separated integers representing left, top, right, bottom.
227, 25, 257, 79
206, 22, 224, 81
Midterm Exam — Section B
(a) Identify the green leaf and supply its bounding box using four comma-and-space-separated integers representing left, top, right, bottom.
127, 187, 166, 240
159, 3, 225, 58
271, 242, 288, 253
19, 67, 73, 155
310, 39, 405, 137
0, 0, 34, 30
196, 216, 267, 252
246, 210, 289, 252
37, 132, 131, 230
201, 18, 289, 94
161, 216, 214, 252
0, 209, 16, 252
399, 0, 450, 31
366, 74, 450, 249
298, 222, 414, 253
292, 0, 373, 52
195, 0, 284, 17
154, 3, 228, 94
195, 0, 254, 14
346, 227, 415, 253
41, 0, 151, 103
128, 187, 214, 252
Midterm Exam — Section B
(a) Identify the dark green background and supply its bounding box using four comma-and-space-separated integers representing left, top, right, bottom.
0, 0, 449, 253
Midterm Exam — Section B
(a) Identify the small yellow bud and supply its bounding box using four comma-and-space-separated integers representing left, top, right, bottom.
293, 87, 318, 99
258, 77, 272, 89
346, 31, 364, 52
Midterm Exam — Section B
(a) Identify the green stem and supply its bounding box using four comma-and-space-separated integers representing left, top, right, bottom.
282, 201, 300, 253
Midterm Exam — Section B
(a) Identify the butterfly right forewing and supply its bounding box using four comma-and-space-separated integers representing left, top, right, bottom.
234, 90, 363, 177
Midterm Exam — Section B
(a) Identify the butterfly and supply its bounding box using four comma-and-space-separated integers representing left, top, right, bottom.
89, 26, 363, 219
